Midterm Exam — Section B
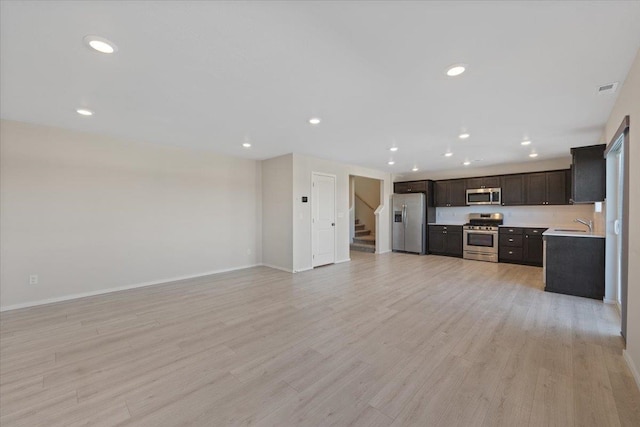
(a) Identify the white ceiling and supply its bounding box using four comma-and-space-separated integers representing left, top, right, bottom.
2, 1, 639, 174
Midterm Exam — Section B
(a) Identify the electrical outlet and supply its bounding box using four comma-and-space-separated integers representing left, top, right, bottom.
29, 274, 38, 285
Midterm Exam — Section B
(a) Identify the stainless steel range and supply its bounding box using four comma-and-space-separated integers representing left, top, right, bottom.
463, 213, 503, 262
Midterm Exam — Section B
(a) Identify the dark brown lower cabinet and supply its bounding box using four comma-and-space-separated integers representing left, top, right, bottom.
498, 227, 546, 266
545, 236, 605, 299
523, 229, 544, 265
428, 225, 463, 257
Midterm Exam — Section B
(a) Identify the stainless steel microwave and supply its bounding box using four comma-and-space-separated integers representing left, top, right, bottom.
466, 188, 501, 205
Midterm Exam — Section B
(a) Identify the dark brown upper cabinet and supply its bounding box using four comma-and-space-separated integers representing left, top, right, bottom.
500, 174, 526, 206
393, 180, 428, 194
547, 170, 570, 205
571, 144, 606, 203
525, 172, 547, 205
525, 170, 569, 205
435, 179, 466, 207
465, 176, 501, 189
433, 169, 571, 207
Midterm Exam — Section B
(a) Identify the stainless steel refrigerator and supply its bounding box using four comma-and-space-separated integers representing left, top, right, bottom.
392, 193, 426, 254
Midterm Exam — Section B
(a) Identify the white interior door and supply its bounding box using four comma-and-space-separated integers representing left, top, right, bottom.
312, 173, 336, 267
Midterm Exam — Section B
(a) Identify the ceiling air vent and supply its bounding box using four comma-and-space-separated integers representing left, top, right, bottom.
597, 82, 618, 94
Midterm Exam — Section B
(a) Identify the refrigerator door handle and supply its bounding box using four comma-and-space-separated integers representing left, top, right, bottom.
403, 205, 407, 227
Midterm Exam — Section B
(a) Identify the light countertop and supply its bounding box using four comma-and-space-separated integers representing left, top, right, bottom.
542, 229, 605, 239
499, 224, 550, 229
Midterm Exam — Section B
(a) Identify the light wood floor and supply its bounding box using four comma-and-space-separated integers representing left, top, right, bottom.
1, 252, 639, 426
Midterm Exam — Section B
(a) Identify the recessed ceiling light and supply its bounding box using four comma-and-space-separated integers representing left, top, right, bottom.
529, 153, 539, 158
242, 142, 251, 148
521, 140, 531, 146
463, 160, 471, 166
309, 117, 321, 125
412, 166, 419, 172
76, 108, 94, 116
446, 64, 466, 77
388, 160, 395, 165
389, 147, 399, 152
83, 35, 117, 54
444, 152, 453, 157
459, 133, 470, 139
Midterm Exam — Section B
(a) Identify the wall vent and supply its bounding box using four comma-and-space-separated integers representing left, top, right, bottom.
597, 82, 618, 94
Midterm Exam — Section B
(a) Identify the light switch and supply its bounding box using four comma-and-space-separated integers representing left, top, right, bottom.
594, 202, 602, 213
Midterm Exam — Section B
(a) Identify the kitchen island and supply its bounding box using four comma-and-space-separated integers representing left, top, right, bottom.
543, 228, 605, 299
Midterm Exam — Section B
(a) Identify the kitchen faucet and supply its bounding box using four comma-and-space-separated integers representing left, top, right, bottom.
574, 218, 593, 233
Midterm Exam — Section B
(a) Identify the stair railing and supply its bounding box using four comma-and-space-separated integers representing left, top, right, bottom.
355, 193, 376, 212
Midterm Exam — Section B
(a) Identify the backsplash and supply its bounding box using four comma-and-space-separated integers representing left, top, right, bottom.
436, 204, 603, 232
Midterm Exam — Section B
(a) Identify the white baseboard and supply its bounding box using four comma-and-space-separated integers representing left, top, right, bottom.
0, 264, 260, 312
623, 349, 640, 391
293, 267, 313, 273
261, 263, 294, 273
603, 298, 617, 304
377, 250, 392, 254
335, 258, 351, 264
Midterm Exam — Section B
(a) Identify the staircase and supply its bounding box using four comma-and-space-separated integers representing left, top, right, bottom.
350, 219, 375, 253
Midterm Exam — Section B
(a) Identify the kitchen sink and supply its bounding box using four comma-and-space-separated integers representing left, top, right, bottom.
554, 228, 587, 232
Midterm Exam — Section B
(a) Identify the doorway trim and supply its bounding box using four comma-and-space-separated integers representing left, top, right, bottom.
311, 172, 337, 268
604, 115, 630, 340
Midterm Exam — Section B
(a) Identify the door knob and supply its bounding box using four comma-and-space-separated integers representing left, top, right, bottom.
331, 223, 335, 226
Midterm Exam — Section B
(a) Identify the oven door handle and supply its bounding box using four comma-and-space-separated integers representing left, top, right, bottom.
463, 230, 497, 234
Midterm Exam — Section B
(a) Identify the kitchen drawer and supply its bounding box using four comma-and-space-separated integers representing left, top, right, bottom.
429, 225, 462, 233
524, 227, 547, 236
500, 227, 523, 235
500, 247, 523, 261
500, 234, 523, 247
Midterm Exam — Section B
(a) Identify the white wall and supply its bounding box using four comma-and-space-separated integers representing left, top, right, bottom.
260, 154, 293, 272
603, 47, 640, 387
0, 120, 261, 310
292, 153, 393, 272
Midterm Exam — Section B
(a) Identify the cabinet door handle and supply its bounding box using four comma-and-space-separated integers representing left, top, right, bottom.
509, 251, 513, 255
508, 239, 513, 242
508, 229, 514, 232
526, 235, 529, 238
